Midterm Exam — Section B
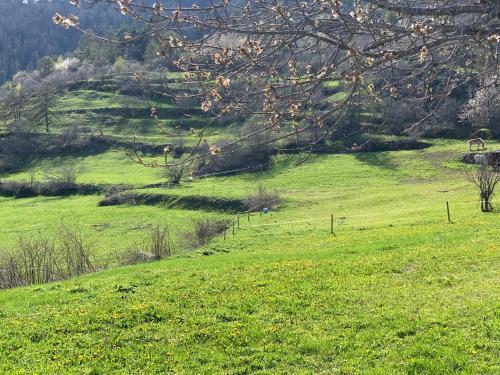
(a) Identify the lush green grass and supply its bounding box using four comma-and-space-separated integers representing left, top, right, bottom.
323, 80, 341, 89
1, 149, 164, 185
0, 139, 499, 373
326, 91, 348, 102
56, 90, 172, 111
0, 195, 229, 256
45, 87, 235, 144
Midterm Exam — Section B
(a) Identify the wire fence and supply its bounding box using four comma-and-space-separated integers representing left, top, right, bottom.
215, 198, 488, 240
0, 199, 492, 278
188, 162, 273, 180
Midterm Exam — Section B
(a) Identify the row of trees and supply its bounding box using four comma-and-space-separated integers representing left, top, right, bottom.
0, 57, 108, 133
0, 79, 59, 134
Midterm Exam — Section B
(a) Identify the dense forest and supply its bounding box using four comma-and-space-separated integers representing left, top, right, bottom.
0, 0, 131, 83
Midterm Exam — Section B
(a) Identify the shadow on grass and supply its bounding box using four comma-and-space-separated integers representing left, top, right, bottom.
353, 152, 400, 170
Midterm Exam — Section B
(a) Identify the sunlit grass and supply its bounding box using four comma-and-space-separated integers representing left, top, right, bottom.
0, 139, 498, 373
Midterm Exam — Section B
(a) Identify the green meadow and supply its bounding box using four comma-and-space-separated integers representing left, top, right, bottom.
0, 138, 498, 373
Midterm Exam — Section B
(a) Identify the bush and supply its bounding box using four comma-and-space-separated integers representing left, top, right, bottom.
0, 180, 25, 197
148, 225, 175, 259
14, 182, 39, 198
98, 191, 137, 206
46, 165, 82, 185
471, 128, 492, 140
41, 166, 83, 195
58, 224, 98, 277
182, 218, 230, 248
165, 164, 186, 184
0, 156, 17, 173
243, 185, 281, 212
0, 225, 100, 290
118, 225, 175, 266
0, 175, 39, 198
103, 184, 134, 198
117, 249, 159, 266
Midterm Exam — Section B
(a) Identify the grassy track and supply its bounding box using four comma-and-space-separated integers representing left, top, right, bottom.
0, 140, 498, 373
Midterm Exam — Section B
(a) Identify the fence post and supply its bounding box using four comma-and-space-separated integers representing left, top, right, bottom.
237, 213, 240, 228
247, 212, 250, 222
232, 221, 235, 235
330, 214, 334, 235
446, 201, 451, 223
224, 228, 226, 240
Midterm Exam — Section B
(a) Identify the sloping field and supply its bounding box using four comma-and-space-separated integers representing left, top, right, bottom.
0, 140, 498, 373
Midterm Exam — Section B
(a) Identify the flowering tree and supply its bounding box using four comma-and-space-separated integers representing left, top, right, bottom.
460, 75, 499, 128
54, 0, 500, 166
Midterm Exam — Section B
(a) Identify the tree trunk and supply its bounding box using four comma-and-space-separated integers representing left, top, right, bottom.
481, 198, 493, 212
44, 97, 49, 133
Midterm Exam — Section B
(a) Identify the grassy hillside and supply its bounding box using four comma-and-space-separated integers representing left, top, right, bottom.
0, 138, 498, 373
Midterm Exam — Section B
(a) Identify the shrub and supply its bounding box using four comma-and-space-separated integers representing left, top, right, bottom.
0, 180, 26, 197
98, 191, 137, 206
14, 182, 39, 198
46, 165, 82, 186
103, 184, 134, 198
41, 166, 83, 195
117, 249, 159, 266
148, 225, 175, 259
118, 225, 175, 265
0, 225, 100, 290
193, 121, 273, 177
165, 164, 186, 184
182, 218, 230, 248
243, 185, 281, 212
471, 128, 492, 140
15, 174, 39, 198
0, 175, 39, 198
0, 156, 17, 173
58, 224, 98, 277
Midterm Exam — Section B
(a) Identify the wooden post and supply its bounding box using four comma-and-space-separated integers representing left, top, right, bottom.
446, 201, 451, 223
224, 229, 226, 240
247, 212, 250, 222
260, 164, 263, 173
330, 214, 334, 235
232, 221, 235, 235
237, 213, 240, 228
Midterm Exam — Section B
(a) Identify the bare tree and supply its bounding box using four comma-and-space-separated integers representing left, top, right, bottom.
55, 1, 500, 165
465, 164, 500, 212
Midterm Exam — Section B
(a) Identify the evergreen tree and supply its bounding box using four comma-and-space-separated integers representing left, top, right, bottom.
29, 83, 59, 133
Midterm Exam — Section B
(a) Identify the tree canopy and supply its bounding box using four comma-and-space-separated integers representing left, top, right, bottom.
54, 0, 500, 164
